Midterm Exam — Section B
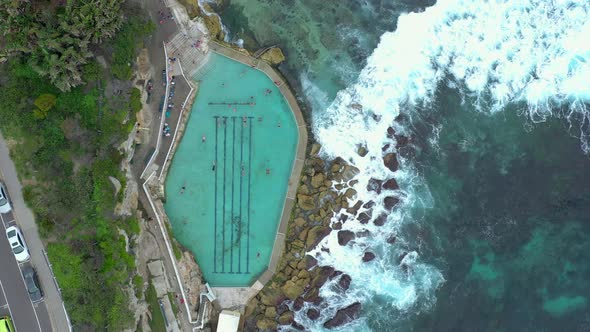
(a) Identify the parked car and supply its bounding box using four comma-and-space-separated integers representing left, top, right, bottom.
0, 181, 12, 214
5, 226, 30, 262
0, 316, 15, 332
21, 266, 43, 303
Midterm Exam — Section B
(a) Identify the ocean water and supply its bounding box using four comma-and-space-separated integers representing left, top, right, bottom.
217, 0, 590, 330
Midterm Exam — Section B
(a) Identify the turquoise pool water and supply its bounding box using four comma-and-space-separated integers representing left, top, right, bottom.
164, 53, 298, 287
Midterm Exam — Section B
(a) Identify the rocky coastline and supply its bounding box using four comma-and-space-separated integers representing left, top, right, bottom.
243, 137, 404, 330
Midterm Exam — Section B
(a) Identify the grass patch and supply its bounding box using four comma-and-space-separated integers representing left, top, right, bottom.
146, 280, 166, 332
167, 293, 180, 317
164, 222, 183, 260
133, 275, 144, 299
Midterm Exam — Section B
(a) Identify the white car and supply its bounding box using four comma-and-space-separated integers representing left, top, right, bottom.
6, 226, 30, 263
0, 182, 11, 214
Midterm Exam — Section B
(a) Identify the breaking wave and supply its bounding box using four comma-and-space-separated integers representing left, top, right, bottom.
304, 0, 590, 330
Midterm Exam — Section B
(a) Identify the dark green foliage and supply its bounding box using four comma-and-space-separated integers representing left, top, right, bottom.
0, 0, 123, 91
110, 18, 155, 80
0, 8, 153, 329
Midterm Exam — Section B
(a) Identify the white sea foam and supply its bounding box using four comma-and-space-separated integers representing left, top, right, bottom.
305, 0, 590, 330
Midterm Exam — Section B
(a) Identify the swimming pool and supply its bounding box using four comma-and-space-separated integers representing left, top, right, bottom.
164, 53, 298, 287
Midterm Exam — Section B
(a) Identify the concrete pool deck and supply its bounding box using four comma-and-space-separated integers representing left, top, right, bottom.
141, 36, 308, 315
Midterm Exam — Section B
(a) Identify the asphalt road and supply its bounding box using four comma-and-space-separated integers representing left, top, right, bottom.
0, 211, 51, 332
0, 133, 71, 332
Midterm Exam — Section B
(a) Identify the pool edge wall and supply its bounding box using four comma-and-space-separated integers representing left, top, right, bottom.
208, 41, 308, 288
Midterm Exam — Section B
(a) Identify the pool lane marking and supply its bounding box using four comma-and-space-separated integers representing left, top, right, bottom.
238, 116, 244, 274
246, 116, 254, 274
213, 116, 219, 273
230, 116, 236, 273
222, 116, 227, 273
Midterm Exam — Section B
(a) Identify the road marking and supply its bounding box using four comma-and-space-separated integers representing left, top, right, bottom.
0, 216, 43, 332
0, 280, 18, 332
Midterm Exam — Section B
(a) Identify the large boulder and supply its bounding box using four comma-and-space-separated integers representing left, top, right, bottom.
256, 318, 278, 331
357, 210, 372, 224
339, 274, 352, 290
310, 143, 321, 156
323, 302, 362, 329
367, 178, 383, 194
362, 252, 376, 262
311, 173, 325, 188
311, 266, 335, 288
306, 226, 331, 249
337, 230, 355, 246
260, 47, 286, 65
297, 194, 316, 210
373, 214, 387, 226
293, 297, 304, 311
265, 306, 277, 318
383, 153, 399, 172
307, 308, 320, 320
282, 280, 305, 300
383, 178, 399, 190
384, 196, 400, 210
278, 311, 295, 325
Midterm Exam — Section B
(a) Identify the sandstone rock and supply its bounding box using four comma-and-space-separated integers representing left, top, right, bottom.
384, 196, 400, 210
203, 14, 225, 40
298, 227, 309, 242
398, 252, 408, 264
383, 178, 399, 190
373, 214, 387, 226
346, 200, 363, 215
323, 302, 362, 329
382, 143, 390, 151
282, 280, 305, 300
306, 226, 331, 249
387, 235, 397, 244
339, 214, 348, 223
259, 289, 287, 306
297, 194, 316, 210
311, 173, 325, 188
310, 143, 321, 156
344, 188, 357, 200
307, 308, 320, 320
357, 145, 368, 157
265, 306, 277, 318
339, 274, 352, 290
311, 266, 335, 288
260, 47, 286, 65
362, 252, 376, 262
340, 165, 360, 182
367, 178, 383, 194
303, 287, 320, 303
294, 217, 306, 227
363, 201, 375, 208
332, 222, 342, 230
297, 269, 310, 279
278, 311, 295, 325
293, 297, 304, 311
298, 184, 310, 194
337, 230, 355, 246
383, 153, 399, 172
256, 318, 277, 331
